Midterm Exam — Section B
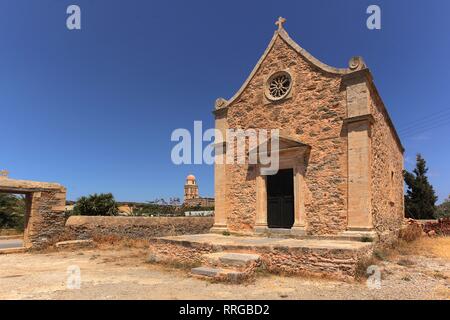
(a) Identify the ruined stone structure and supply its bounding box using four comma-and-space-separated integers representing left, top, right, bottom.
0, 176, 66, 249
211, 18, 404, 244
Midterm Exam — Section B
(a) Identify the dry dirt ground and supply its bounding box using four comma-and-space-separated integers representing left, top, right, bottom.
0, 237, 449, 300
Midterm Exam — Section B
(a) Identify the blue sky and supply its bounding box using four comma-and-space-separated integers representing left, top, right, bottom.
1, 0, 449, 203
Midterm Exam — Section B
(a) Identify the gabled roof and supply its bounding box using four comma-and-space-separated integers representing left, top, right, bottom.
215, 28, 358, 110
213, 22, 404, 153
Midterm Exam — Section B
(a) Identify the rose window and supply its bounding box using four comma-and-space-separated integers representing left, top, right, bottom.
266, 72, 292, 100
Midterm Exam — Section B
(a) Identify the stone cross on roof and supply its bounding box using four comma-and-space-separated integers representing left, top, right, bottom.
275, 17, 286, 30
0, 170, 9, 178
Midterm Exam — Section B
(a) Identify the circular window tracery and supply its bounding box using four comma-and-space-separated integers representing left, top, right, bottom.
266, 71, 292, 101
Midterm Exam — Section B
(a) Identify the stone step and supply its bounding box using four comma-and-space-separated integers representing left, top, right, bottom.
191, 266, 221, 277
191, 266, 247, 283
203, 252, 261, 268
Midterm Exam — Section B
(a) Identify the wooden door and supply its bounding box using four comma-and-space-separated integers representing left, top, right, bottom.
267, 169, 294, 228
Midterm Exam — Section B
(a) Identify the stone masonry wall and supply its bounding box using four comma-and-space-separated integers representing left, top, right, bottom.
225, 36, 348, 235
369, 90, 404, 245
65, 216, 214, 240
419, 218, 450, 236
25, 190, 67, 249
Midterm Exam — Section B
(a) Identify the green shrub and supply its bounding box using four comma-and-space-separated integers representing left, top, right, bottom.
436, 195, 450, 219
0, 193, 25, 230
73, 193, 118, 216
404, 154, 438, 219
130, 203, 214, 217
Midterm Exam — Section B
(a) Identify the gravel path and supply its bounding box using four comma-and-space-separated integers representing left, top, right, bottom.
0, 248, 448, 300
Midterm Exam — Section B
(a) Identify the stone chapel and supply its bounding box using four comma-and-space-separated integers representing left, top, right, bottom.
211, 18, 405, 243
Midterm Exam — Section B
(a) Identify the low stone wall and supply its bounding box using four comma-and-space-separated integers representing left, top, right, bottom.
399, 218, 450, 240
65, 216, 214, 240
419, 218, 450, 236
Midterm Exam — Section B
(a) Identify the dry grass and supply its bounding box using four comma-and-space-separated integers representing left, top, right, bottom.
366, 236, 450, 265
396, 236, 450, 259
397, 258, 415, 266
355, 255, 379, 281
93, 235, 152, 250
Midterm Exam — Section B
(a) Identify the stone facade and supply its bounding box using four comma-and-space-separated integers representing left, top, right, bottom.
369, 87, 405, 244
212, 22, 404, 243
0, 177, 66, 249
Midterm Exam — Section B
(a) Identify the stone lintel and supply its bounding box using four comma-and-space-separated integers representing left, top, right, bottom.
0, 178, 66, 193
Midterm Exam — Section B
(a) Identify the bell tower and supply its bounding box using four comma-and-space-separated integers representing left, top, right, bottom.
184, 174, 199, 201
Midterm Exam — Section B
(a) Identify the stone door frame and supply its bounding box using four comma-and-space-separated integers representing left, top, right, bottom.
0, 178, 66, 249
254, 147, 308, 236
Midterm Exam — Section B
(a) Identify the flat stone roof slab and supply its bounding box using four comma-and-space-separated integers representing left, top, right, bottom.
0, 177, 65, 193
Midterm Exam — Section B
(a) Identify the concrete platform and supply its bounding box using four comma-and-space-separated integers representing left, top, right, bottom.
155, 233, 373, 252
149, 233, 374, 281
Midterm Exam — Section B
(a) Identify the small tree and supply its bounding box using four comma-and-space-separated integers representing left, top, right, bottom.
73, 193, 118, 216
436, 195, 450, 219
404, 154, 438, 219
0, 194, 25, 230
